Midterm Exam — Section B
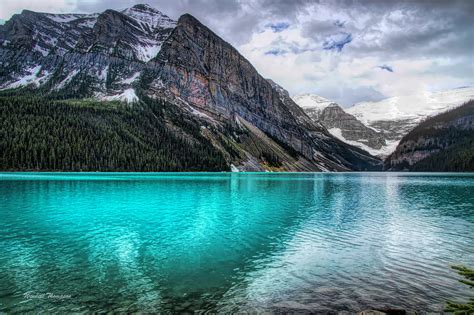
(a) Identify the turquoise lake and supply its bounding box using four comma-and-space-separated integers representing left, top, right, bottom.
0, 172, 473, 313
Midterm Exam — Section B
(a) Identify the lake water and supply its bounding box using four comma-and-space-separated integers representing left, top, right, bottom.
0, 172, 473, 313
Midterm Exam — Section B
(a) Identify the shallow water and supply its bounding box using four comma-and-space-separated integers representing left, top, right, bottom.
0, 172, 473, 313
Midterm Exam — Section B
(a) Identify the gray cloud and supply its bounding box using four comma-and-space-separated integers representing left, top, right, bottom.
3, 0, 472, 104
300, 0, 474, 59
315, 84, 386, 107
72, 0, 311, 45
301, 19, 344, 39
73, 0, 252, 43
52, 0, 474, 61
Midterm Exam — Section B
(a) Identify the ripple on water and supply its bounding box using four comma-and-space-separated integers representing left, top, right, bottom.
0, 172, 473, 313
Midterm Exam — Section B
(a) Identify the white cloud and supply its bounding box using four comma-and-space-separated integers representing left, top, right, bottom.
1, 0, 472, 106
0, 0, 77, 19
236, 1, 473, 106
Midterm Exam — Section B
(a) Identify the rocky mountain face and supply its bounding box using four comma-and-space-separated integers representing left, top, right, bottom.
346, 87, 474, 156
385, 100, 474, 171
294, 94, 386, 157
145, 14, 381, 171
0, 5, 382, 172
0, 4, 176, 102
0, 4, 175, 61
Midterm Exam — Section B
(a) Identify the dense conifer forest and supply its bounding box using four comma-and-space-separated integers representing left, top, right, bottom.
0, 93, 228, 171
386, 100, 474, 172
410, 137, 474, 172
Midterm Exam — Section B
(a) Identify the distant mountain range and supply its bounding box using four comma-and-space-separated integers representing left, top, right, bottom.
1, 4, 472, 172
0, 4, 381, 172
294, 94, 386, 156
385, 100, 474, 171
294, 87, 474, 158
347, 87, 474, 155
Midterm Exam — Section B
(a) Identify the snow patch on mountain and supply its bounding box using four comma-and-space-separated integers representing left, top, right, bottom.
347, 87, 474, 126
0, 4, 178, 90
76, 17, 98, 28
33, 44, 49, 56
119, 5, 177, 62
54, 70, 80, 90
121, 72, 141, 84
135, 40, 163, 62
97, 89, 139, 103
45, 14, 89, 23
2, 65, 50, 89
45, 13, 99, 23
329, 128, 397, 157
98, 66, 108, 81
188, 106, 215, 122
293, 94, 336, 112
294, 93, 395, 157
122, 4, 176, 30
344, 86, 474, 156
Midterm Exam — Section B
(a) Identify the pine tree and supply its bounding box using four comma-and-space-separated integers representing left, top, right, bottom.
0, 93, 229, 171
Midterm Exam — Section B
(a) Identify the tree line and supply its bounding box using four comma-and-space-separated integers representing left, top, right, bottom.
0, 94, 228, 171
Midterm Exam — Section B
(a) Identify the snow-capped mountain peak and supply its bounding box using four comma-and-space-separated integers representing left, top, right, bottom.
122, 4, 176, 30
344, 86, 474, 156
44, 13, 99, 24
0, 4, 179, 95
294, 93, 388, 157
293, 94, 337, 112
0, 6, 382, 172
347, 87, 474, 126
293, 88, 474, 158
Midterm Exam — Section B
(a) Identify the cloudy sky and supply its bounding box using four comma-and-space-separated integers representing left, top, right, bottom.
1, 0, 473, 106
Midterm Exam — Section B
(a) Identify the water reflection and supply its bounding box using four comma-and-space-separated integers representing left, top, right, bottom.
0, 173, 473, 312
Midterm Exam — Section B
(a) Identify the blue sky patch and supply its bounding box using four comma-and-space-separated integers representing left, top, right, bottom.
268, 22, 290, 33
265, 48, 288, 56
323, 33, 353, 52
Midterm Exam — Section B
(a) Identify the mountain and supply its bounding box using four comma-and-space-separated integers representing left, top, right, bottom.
346, 87, 474, 156
294, 94, 386, 156
0, 5, 382, 172
385, 100, 474, 171
0, 4, 176, 102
